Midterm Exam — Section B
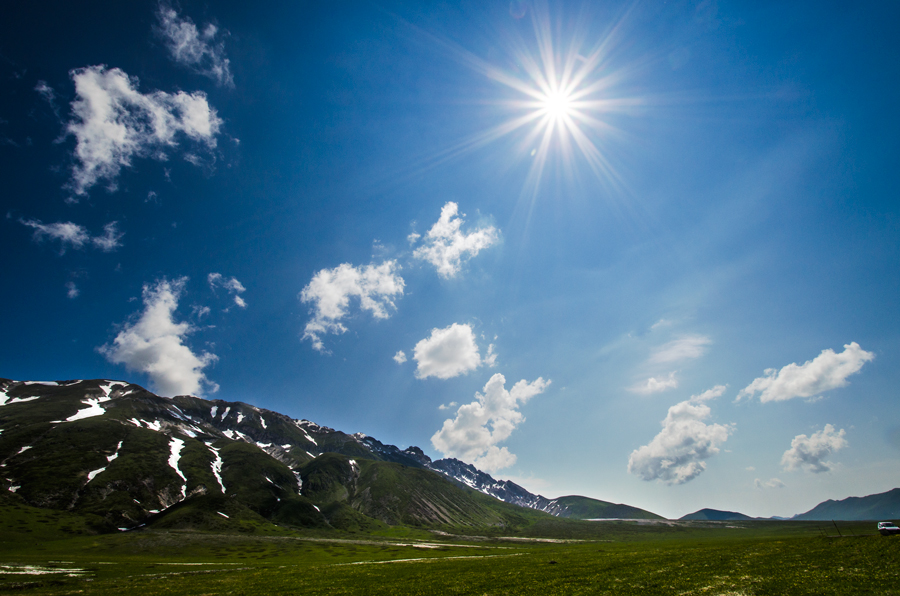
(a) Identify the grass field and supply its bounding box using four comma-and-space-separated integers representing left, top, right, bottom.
1, 507, 898, 595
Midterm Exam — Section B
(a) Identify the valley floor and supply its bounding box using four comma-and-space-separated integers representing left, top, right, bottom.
0, 520, 898, 595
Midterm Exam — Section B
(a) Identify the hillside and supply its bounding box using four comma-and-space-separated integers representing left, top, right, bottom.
793, 488, 900, 521
679, 508, 755, 521
0, 377, 625, 533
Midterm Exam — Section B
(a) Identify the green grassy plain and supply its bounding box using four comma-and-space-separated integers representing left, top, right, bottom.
1, 500, 897, 596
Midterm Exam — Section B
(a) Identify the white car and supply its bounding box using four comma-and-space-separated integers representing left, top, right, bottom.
877, 522, 900, 536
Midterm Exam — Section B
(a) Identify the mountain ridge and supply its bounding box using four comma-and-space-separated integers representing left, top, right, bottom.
0, 377, 659, 531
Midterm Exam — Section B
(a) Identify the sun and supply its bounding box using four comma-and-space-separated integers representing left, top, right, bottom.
541, 88, 573, 121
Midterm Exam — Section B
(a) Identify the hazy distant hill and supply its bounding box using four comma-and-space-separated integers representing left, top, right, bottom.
679, 508, 755, 521
0, 377, 659, 532
793, 488, 900, 521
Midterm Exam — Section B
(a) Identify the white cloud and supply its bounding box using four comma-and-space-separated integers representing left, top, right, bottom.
649, 335, 712, 364
412, 202, 498, 278
98, 277, 218, 397
65, 65, 222, 196
20, 218, 123, 253
92, 222, 124, 251
781, 424, 847, 473
300, 261, 405, 352
484, 344, 497, 368
628, 385, 733, 485
737, 343, 875, 403
208, 272, 247, 308
65, 281, 80, 299
438, 401, 458, 410
157, 4, 233, 87
431, 373, 550, 472
754, 477, 785, 489
413, 323, 481, 380
393, 350, 407, 364
629, 371, 678, 395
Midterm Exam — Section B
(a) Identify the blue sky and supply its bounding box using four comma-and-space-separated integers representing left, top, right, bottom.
2, 0, 898, 519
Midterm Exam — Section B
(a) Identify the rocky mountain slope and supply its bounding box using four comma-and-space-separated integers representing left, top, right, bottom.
0, 377, 659, 532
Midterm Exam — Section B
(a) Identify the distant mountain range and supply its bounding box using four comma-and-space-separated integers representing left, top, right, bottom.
3, 378, 896, 531
792, 488, 900, 521
680, 488, 900, 523
0, 378, 659, 532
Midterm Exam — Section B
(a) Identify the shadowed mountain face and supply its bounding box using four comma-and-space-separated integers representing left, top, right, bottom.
0, 378, 660, 531
792, 488, 900, 521
679, 509, 755, 521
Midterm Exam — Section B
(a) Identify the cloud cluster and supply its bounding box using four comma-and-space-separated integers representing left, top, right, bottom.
156, 4, 233, 87
413, 323, 482, 380
738, 343, 874, 403
412, 202, 498, 278
431, 373, 550, 472
628, 386, 733, 485
20, 218, 122, 253
781, 424, 847, 473
630, 371, 678, 395
300, 261, 405, 352
208, 273, 247, 308
99, 277, 218, 397
66, 65, 222, 196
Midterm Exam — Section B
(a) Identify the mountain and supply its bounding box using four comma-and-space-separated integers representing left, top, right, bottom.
792, 488, 900, 521
0, 377, 658, 533
679, 508, 755, 521
428, 458, 662, 520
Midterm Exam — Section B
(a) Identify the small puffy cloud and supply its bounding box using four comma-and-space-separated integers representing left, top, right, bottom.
393, 350, 407, 364
65, 65, 222, 196
628, 385, 733, 485
649, 335, 712, 364
413, 323, 481, 380
754, 477, 785, 489
300, 261, 405, 352
157, 3, 233, 87
20, 218, 123, 253
208, 272, 247, 308
412, 202, 498, 278
431, 373, 550, 472
630, 371, 678, 395
781, 424, 847, 473
98, 277, 218, 397
438, 401, 458, 410
65, 281, 80, 299
737, 343, 874, 403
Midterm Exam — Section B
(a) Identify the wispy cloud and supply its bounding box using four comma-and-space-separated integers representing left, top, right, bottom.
431, 373, 550, 472
737, 343, 874, 403
754, 477, 785, 489
20, 218, 123, 253
649, 335, 712, 364
208, 272, 247, 308
781, 424, 847, 473
300, 261, 404, 352
65, 281, 80, 299
156, 3, 233, 87
629, 371, 678, 395
628, 386, 733, 485
413, 323, 482, 380
65, 65, 222, 196
411, 202, 498, 278
98, 277, 218, 397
